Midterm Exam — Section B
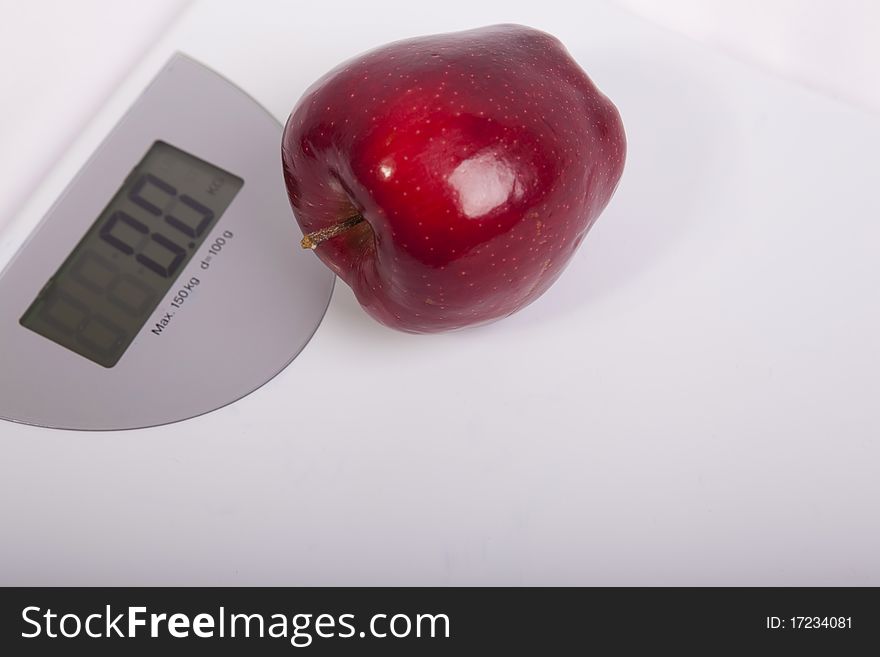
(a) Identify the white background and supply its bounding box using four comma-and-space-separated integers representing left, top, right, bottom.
1, 0, 879, 585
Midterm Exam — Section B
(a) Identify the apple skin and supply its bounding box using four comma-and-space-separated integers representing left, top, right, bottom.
282, 24, 625, 332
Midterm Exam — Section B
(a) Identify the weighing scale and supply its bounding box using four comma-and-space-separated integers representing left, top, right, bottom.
0, 53, 333, 430
2, 0, 879, 585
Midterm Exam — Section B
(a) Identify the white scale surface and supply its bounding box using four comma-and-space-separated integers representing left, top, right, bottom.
1, 0, 879, 584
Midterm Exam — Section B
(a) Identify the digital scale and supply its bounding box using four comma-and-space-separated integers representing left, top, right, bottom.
0, 54, 333, 430
2, 0, 879, 586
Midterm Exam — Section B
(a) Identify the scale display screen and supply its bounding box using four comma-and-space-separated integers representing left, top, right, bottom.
20, 141, 243, 367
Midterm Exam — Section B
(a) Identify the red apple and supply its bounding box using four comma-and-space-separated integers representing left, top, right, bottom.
282, 24, 625, 332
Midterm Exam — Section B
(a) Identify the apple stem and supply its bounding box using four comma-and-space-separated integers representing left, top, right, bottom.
301, 214, 365, 250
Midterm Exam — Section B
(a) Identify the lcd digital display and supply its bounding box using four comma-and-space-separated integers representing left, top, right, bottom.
20, 141, 243, 367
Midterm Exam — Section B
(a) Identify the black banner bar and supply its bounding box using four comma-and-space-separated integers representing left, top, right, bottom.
0, 587, 876, 654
